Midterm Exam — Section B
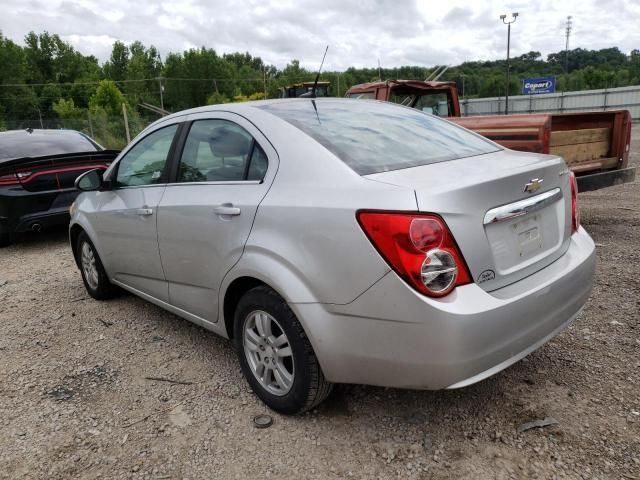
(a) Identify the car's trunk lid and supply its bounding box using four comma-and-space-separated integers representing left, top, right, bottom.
364, 149, 572, 291
0, 150, 119, 192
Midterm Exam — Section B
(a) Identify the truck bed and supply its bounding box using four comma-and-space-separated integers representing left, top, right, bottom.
451, 111, 631, 173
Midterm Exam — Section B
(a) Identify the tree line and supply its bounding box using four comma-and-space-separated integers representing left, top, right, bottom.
1, 31, 639, 147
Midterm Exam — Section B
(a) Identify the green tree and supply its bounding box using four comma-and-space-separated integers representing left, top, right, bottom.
89, 80, 127, 116
104, 41, 129, 81
52, 98, 83, 119
0, 32, 37, 126
207, 92, 229, 104
125, 41, 163, 106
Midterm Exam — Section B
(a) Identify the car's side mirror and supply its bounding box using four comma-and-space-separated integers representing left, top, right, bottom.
75, 169, 103, 191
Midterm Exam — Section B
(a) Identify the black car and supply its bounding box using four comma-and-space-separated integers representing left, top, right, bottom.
0, 129, 119, 246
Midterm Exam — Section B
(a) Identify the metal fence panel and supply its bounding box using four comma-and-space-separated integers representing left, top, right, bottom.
462, 85, 640, 119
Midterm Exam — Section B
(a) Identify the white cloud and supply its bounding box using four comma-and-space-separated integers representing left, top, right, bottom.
1, 0, 638, 70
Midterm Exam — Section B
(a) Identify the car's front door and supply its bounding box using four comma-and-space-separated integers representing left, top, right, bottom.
156, 113, 277, 323
94, 123, 179, 301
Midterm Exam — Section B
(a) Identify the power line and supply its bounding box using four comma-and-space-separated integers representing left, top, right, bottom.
0, 75, 317, 88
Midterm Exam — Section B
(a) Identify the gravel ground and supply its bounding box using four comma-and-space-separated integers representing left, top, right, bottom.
1, 129, 638, 480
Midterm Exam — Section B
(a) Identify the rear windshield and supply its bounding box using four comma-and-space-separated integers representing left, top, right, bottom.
259, 100, 500, 175
0, 130, 100, 160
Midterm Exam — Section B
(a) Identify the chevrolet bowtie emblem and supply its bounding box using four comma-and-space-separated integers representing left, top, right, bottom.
523, 178, 543, 193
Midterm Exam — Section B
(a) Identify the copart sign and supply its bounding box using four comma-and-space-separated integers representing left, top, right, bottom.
522, 76, 556, 95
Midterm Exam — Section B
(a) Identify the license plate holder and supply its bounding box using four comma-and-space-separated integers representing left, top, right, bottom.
513, 214, 544, 258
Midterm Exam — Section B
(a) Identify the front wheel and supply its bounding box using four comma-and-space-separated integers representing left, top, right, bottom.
234, 286, 333, 414
77, 232, 116, 300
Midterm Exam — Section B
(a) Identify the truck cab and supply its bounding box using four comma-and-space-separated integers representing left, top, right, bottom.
346, 79, 461, 117
280, 81, 331, 98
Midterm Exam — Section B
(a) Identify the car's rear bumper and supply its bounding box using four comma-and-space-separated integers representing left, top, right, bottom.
0, 187, 77, 234
14, 208, 71, 232
293, 227, 595, 389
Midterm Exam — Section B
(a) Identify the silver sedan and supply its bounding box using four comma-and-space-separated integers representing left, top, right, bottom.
70, 99, 595, 414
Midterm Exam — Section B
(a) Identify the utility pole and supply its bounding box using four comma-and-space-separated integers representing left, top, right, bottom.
378, 59, 382, 81
263, 67, 267, 99
460, 74, 466, 100
500, 12, 519, 115
122, 103, 131, 144
157, 77, 164, 111
565, 16, 573, 73
87, 111, 94, 138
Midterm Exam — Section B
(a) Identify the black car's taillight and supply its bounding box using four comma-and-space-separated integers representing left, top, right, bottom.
0, 172, 20, 186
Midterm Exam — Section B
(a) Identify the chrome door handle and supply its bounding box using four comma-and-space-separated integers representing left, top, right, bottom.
214, 205, 241, 216
136, 208, 154, 216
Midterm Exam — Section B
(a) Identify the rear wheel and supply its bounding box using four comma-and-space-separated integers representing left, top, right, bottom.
234, 286, 333, 414
77, 231, 116, 300
0, 232, 11, 248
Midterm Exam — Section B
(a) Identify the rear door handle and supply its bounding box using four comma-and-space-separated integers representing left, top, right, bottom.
136, 208, 154, 216
214, 205, 241, 216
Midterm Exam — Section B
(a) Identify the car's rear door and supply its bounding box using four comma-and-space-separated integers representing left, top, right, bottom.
94, 123, 179, 301
156, 112, 277, 323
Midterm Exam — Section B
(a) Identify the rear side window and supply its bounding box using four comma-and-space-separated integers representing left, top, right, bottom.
178, 119, 268, 182
260, 100, 500, 175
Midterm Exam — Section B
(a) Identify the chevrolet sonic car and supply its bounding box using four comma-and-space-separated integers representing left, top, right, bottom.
70, 99, 595, 414
0, 129, 118, 246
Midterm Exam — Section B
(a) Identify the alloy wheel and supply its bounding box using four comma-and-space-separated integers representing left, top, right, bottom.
81, 241, 99, 290
243, 310, 295, 396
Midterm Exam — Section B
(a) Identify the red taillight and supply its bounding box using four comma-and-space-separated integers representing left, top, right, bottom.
0, 172, 20, 186
569, 171, 580, 234
0, 171, 33, 186
357, 211, 472, 297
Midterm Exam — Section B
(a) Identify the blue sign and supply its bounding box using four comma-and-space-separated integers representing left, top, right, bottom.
522, 76, 556, 95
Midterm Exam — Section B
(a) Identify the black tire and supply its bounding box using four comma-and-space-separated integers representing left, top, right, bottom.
234, 286, 333, 415
0, 231, 12, 248
76, 231, 116, 300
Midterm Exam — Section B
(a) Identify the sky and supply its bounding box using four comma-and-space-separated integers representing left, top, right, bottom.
2, 0, 639, 70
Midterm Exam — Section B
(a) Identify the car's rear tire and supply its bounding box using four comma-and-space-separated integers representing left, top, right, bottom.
77, 231, 116, 300
0, 232, 11, 248
234, 286, 333, 414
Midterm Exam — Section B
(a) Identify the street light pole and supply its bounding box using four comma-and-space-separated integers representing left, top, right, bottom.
500, 12, 518, 115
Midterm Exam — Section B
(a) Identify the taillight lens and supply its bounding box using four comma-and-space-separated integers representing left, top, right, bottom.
357, 211, 471, 297
0, 171, 32, 186
0, 172, 20, 185
569, 171, 580, 234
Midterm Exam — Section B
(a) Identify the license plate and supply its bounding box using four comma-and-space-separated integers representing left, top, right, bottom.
513, 214, 544, 257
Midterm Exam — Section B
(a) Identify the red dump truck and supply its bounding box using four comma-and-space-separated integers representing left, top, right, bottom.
346, 80, 635, 191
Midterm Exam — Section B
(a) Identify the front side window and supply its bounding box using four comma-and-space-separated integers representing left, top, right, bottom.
389, 93, 450, 117
115, 125, 178, 187
178, 119, 268, 183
